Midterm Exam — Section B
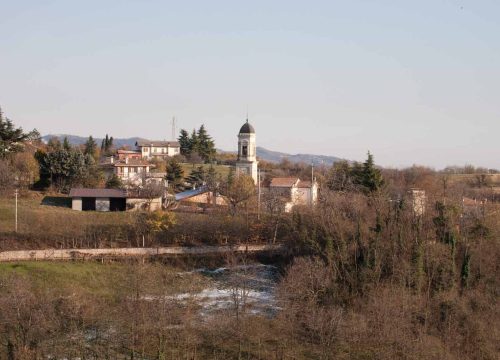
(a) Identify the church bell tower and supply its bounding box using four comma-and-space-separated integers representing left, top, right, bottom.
235, 119, 258, 183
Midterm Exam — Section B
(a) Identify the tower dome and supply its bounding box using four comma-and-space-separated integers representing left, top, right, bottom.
239, 120, 255, 134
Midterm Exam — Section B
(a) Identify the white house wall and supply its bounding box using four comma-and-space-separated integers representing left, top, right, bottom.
72, 197, 82, 211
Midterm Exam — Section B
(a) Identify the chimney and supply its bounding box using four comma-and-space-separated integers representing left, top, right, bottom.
125, 157, 129, 164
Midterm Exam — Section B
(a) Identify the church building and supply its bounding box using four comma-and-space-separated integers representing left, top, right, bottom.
235, 120, 259, 183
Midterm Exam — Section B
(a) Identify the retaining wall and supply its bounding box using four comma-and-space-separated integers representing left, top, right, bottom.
0, 245, 284, 262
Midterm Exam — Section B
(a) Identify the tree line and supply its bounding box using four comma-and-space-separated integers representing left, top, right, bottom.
178, 124, 216, 163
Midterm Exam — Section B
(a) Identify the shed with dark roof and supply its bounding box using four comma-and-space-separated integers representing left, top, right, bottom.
69, 188, 127, 212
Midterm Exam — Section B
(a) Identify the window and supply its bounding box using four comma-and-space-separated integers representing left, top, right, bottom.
242, 145, 248, 157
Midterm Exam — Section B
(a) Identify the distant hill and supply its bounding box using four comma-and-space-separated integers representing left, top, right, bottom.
255, 147, 342, 166
43, 134, 343, 165
218, 147, 343, 166
42, 134, 148, 149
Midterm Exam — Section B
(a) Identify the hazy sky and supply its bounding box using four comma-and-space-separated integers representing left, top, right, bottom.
1, 0, 499, 169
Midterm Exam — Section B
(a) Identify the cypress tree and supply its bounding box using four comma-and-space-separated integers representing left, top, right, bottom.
63, 137, 71, 151
100, 134, 114, 156
84, 136, 98, 159
461, 251, 471, 289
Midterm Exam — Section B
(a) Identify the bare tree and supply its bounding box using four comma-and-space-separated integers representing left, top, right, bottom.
220, 174, 256, 216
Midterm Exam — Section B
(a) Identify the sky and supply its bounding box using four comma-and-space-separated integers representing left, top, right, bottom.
0, 0, 499, 169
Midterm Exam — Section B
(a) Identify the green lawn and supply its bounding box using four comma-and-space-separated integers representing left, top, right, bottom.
181, 163, 232, 178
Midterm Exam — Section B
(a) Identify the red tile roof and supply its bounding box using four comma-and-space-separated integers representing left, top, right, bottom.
270, 177, 299, 187
117, 150, 141, 154
298, 180, 312, 188
135, 141, 180, 147
113, 159, 152, 167
100, 158, 153, 167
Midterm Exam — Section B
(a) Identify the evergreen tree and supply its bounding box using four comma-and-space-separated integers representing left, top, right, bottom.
360, 152, 384, 193
227, 167, 235, 187
177, 125, 217, 163
0, 106, 29, 158
101, 135, 107, 151
178, 129, 191, 157
36, 147, 89, 192
80, 154, 104, 188
100, 134, 114, 156
62, 137, 71, 151
186, 166, 206, 189
327, 160, 354, 191
105, 174, 123, 189
461, 251, 471, 289
26, 129, 41, 143
166, 157, 185, 192
197, 124, 216, 163
84, 136, 98, 159
190, 129, 199, 155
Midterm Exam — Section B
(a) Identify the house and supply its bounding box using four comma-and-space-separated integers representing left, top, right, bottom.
100, 156, 155, 185
116, 149, 142, 160
268, 177, 319, 212
462, 196, 487, 217
408, 188, 426, 216
135, 141, 180, 159
69, 188, 163, 212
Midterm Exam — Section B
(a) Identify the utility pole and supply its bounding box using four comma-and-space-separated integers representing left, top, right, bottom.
311, 162, 315, 207
14, 189, 18, 232
257, 169, 261, 220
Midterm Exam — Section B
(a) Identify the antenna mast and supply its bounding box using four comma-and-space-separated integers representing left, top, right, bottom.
171, 116, 176, 140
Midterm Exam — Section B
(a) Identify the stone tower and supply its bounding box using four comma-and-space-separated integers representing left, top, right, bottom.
235, 120, 258, 183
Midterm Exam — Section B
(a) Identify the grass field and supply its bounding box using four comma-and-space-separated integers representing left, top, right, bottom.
0, 191, 252, 250
0, 193, 136, 234
0, 261, 209, 298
